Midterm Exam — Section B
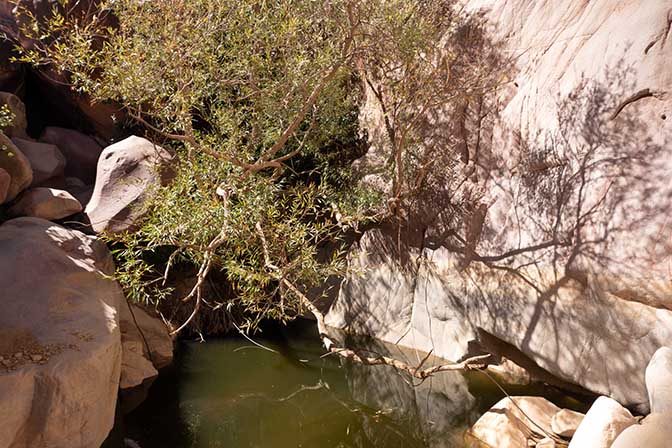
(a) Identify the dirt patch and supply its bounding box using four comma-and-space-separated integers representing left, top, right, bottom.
0, 327, 77, 372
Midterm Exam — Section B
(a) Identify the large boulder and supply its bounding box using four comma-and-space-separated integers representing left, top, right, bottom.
11, 138, 66, 186
0, 217, 123, 448
611, 413, 672, 448
0, 132, 32, 202
119, 303, 173, 390
8, 187, 82, 220
85, 136, 172, 234
0, 92, 27, 138
645, 346, 672, 414
39, 127, 102, 183
568, 396, 635, 448
466, 396, 559, 448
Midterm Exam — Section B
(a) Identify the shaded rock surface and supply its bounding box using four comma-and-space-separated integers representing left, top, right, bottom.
85, 135, 172, 234
568, 396, 635, 448
0, 217, 123, 448
11, 137, 65, 186
119, 303, 173, 390
0, 132, 32, 202
8, 187, 82, 220
0, 167, 9, 203
0, 92, 27, 138
39, 127, 102, 183
466, 396, 559, 448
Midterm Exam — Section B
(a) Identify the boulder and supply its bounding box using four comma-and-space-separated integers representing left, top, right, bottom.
8, 187, 82, 220
0, 132, 32, 202
0, 92, 27, 138
611, 413, 672, 448
536, 438, 556, 448
119, 303, 173, 390
85, 136, 172, 234
645, 346, 672, 414
39, 127, 102, 183
551, 408, 584, 438
568, 396, 635, 448
0, 217, 123, 448
11, 137, 66, 186
466, 396, 559, 448
0, 167, 9, 203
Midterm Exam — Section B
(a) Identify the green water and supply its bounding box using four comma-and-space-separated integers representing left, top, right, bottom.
119, 321, 589, 448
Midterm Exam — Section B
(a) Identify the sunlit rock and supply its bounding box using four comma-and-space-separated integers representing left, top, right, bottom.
85, 136, 172, 234
568, 396, 635, 448
0, 217, 122, 448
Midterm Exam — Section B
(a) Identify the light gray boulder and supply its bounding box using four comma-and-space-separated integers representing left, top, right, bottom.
39, 127, 102, 183
8, 187, 82, 220
467, 396, 559, 448
0, 132, 32, 202
85, 136, 172, 234
645, 346, 672, 414
611, 413, 672, 448
0, 217, 123, 448
11, 137, 66, 186
568, 396, 635, 448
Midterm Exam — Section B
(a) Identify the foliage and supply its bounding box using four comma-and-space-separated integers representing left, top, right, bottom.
0, 104, 15, 131
10, 0, 500, 333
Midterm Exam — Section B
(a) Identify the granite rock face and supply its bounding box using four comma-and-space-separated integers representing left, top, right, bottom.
328, 0, 672, 407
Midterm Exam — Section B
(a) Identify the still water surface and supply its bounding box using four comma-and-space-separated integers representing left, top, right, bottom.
121, 321, 588, 448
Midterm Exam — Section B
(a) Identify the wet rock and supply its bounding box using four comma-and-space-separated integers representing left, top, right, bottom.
645, 346, 672, 414
85, 136, 173, 234
0, 132, 32, 202
119, 303, 173, 390
11, 137, 66, 186
0, 91, 27, 138
0, 217, 122, 448
551, 408, 584, 438
611, 413, 672, 448
8, 187, 82, 220
466, 396, 559, 448
568, 396, 635, 448
39, 126, 102, 183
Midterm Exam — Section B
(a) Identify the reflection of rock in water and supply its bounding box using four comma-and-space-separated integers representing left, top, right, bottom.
342, 336, 478, 447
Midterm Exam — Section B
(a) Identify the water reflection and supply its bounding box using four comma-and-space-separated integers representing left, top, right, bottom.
118, 321, 585, 448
